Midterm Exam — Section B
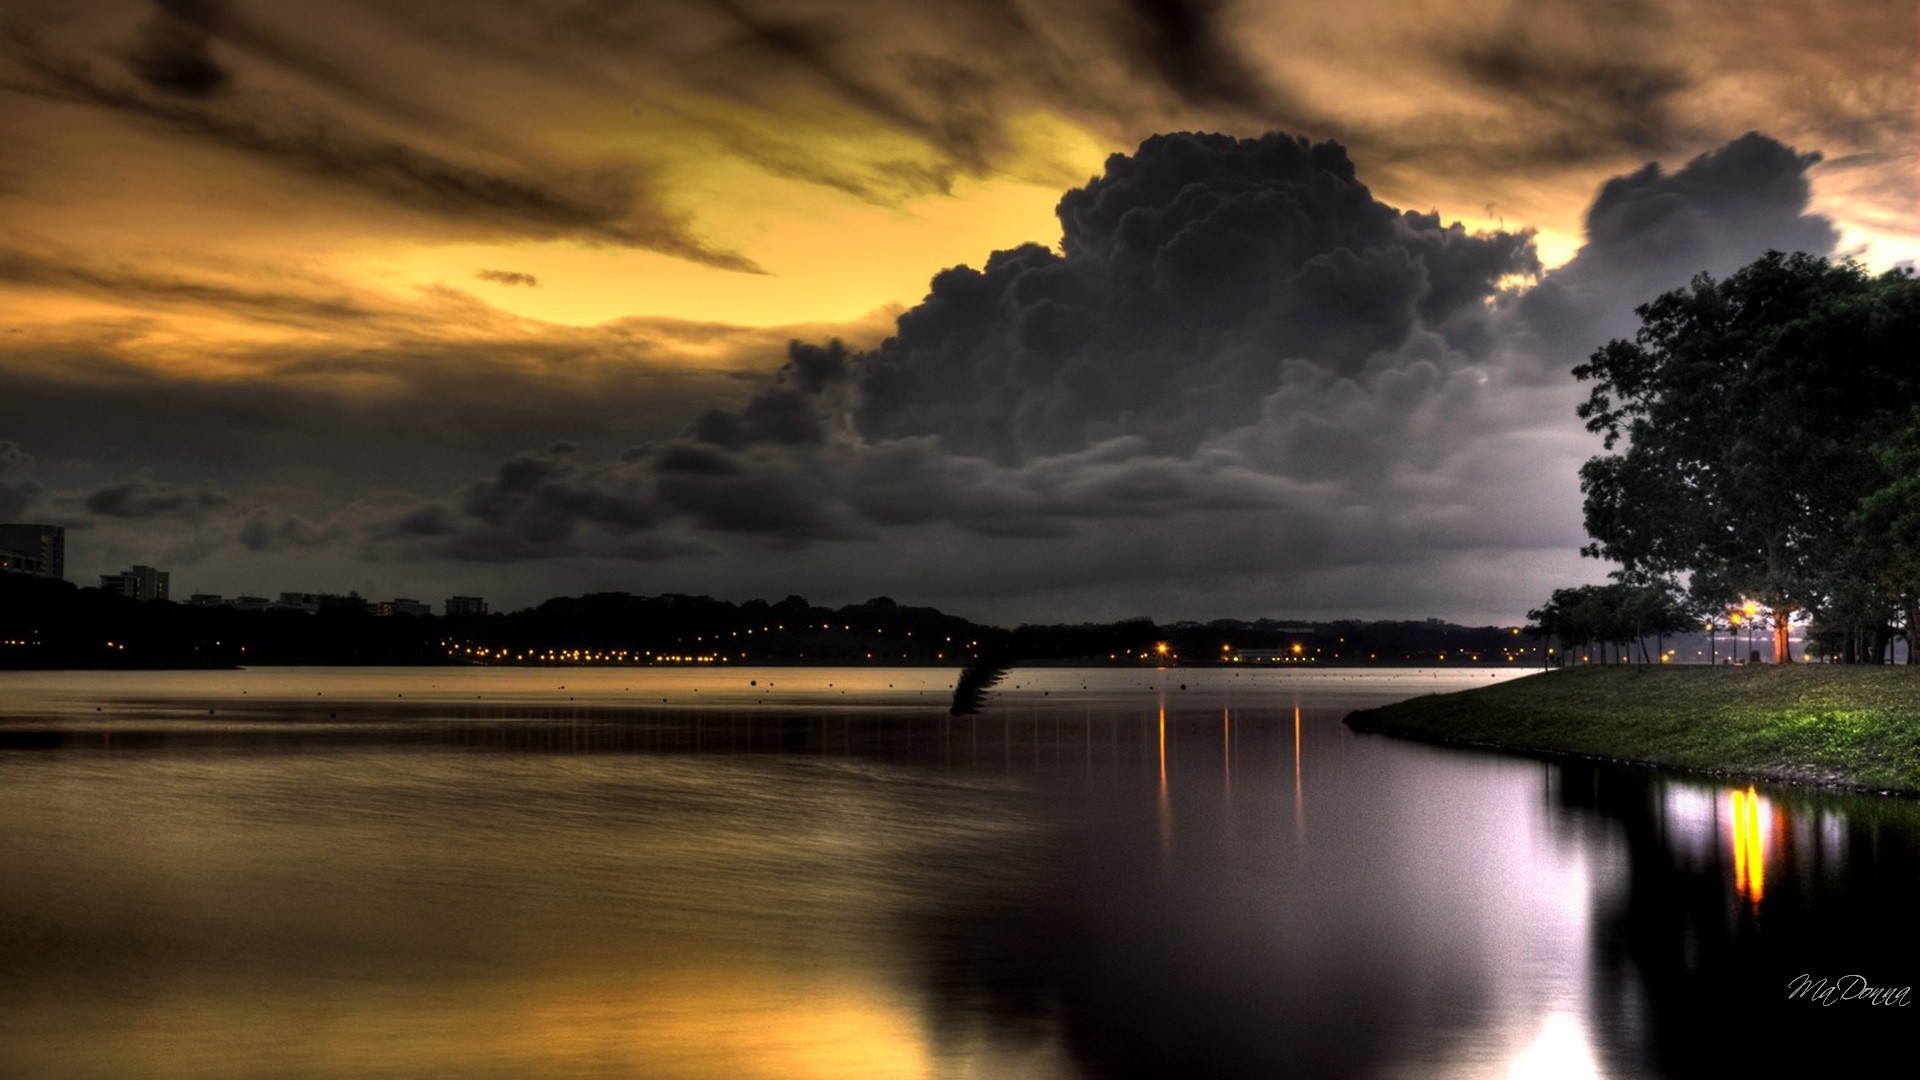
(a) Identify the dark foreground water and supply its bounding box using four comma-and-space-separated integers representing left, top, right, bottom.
1, 667, 1915, 1078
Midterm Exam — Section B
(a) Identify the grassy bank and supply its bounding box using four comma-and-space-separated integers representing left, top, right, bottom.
1345, 665, 1920, 795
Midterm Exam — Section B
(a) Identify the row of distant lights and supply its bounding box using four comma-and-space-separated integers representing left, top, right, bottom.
438, 628, 981, 664
679, 625, 977, 651
441, 643, 727, 664
91, 640, 245, 653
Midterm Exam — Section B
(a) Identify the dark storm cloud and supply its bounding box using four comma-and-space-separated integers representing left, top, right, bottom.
1580, 133, 1837, 270
83, 479, 231, 519
383, 132, 1537, 554
0, 303, 865, 521
1509, 132, 1841, 380
0, 31, 761, 271
371, 128, 1843, 625
0, 439, 43, 520
854, 132, 1535, 461
474, 269, 539, 287
373, 444, 716, 562
688, 340, 850, 449
6, 126, 1848, 620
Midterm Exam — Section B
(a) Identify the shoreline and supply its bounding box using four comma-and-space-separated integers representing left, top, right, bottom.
1344, 665, 1920, 798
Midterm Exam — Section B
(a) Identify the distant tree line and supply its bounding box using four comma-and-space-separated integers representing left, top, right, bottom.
2, 573, 1537, 670
1548, 251, 1920, 664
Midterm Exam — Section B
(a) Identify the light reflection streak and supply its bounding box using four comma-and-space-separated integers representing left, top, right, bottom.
1728, 786, 1769, 906
1157, 704, 1172, 870
1292, 701, 1304, 845
1223, 708, 1232, 801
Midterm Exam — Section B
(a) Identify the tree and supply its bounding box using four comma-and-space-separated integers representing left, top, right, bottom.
1529, 579, 1692, 667
1850, 410, 1920, 663
1574, 252, 1920, 663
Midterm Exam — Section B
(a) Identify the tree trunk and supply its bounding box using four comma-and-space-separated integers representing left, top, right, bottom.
1769, 602, 1792, 664
1907, 594, 1918, 665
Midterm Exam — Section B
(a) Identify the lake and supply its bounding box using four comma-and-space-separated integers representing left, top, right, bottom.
2, 666, 1915, 1078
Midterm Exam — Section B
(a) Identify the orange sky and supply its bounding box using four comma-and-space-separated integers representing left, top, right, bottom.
0, 0, 1914, 619
2, 0, 1910, 367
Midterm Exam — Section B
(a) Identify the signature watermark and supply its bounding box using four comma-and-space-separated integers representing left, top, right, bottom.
1787, 974, 1911, 1007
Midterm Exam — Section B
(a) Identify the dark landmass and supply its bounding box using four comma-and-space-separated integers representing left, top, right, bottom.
1345, 665, 1920, 795
0, 574, 1537, 670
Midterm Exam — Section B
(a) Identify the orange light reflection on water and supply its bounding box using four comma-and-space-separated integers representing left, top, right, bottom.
1728, 786, 1769, 906
1292, 702, 1304, 845
1222, 708, 1231, 801
1157, 705, 1172, 869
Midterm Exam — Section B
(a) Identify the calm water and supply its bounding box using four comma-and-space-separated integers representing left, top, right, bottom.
1, 666, 1915, 1078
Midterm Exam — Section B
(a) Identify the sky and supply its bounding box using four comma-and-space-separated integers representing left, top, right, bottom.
0, 0, 1913, 624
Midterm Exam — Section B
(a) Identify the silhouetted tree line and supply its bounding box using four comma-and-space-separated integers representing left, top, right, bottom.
2, 573, 1533, 670
1553, 251, 1920, 663
1527, 580, 1697, 667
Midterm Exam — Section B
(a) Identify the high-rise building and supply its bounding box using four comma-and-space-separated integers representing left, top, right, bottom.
0, 523, 65, 580
445, 595, 488, 618
100, 565, 170, 601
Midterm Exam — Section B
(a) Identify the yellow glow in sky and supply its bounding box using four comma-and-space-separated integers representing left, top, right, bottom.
354, 116, 1112, 329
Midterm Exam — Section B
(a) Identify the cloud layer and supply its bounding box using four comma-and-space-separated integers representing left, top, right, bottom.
348, 130, 1839, 620
1, 0, 1897, 619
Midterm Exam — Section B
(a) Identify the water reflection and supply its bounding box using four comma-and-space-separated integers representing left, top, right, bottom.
1293, 701, 1304, 845
1728, 785, 1770, 906
1549, 762, 1920, 1077
2, 667, 1915, 1078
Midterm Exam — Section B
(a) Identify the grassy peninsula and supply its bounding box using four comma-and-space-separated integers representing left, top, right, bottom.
1345, 665, 1920, 796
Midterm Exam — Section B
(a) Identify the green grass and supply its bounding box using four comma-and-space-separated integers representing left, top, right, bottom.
1344, 665, 1920, 795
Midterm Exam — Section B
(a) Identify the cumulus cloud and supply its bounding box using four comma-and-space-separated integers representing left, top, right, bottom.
0, 124, 1850, 619
852, 133, 1534, 460
366, 134, 1517, 547
1508, 132, 1842, 381
361, 128, 1841, 621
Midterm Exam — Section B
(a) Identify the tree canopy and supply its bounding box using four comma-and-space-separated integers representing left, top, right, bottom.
1528, 579, 1695, 667
1573, 252, 1920, 662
